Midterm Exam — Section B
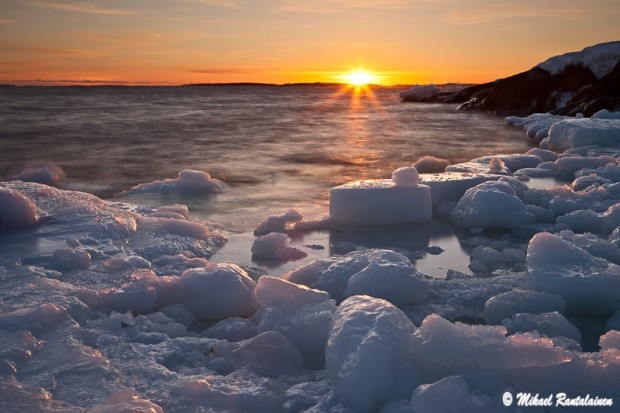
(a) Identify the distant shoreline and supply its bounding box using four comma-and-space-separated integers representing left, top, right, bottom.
0, 82, 468, 89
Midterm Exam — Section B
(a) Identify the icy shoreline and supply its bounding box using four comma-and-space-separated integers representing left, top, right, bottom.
2, 110, 620, 412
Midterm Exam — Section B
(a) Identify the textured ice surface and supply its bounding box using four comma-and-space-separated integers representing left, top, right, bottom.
326, 295, 416, 412
483, 290, 567, 325
329, 179, 431, 226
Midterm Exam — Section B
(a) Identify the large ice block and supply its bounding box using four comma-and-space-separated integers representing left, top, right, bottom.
329, 179, 431, 226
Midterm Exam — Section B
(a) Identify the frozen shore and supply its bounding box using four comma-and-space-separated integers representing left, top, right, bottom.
2, 110, 620, 412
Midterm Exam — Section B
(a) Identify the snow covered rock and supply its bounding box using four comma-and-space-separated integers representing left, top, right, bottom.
412, 156, 450, 173
179, 263, 256, 320
0, 187, 39, 231
329, 178, 431, 226
450, 181, 535, 232
326, 295, 416, 412
526, 232, 620, 314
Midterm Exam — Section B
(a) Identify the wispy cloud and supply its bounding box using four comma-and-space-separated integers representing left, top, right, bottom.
441, 4, 590, 24
0, 19, 17, 24
0, 44, 104, 56
188, 67, 248, 74
2, 78, 177, 85
174, 0, 242, 10
88, 33, 165, 43
22, 1, 145, 16
276, 0, 415, 13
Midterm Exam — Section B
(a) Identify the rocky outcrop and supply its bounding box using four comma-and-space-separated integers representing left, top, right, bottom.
402, 41, 620, 117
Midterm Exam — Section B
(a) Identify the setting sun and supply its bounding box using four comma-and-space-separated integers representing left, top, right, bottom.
342, 70, 378, 86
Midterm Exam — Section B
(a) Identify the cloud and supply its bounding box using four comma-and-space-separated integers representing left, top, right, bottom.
1, 78, 177, 86
0, 19, 17, 24
441, 4, 591, 24
88, 33, 165, 43
22, 1, 145, 16
174, 0, 242, 9
275, 0, 415, 13
0, 44, 104, 56
188, 67, 248, 74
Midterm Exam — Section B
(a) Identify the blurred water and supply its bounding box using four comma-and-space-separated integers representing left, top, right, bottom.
0, 85, 533, 232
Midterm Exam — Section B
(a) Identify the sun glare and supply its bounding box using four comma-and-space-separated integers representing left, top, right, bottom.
342, 69, 377, 86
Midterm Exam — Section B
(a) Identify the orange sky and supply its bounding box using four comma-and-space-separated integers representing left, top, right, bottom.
1, 0, 619, 85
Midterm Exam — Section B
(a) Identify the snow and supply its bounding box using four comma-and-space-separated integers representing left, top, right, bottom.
399, 84, 441, 100
536, 41, 620, 79
391, 166, 420, 187
329, 179, 431, 226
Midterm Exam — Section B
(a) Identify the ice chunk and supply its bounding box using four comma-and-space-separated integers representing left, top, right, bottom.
599, 330, 620, 350
232, 331, 303, 377
450, 181, 535, 231
122, 169, 224, 195
484, 290, 567, 325
343, 250, 429, 306
0, 303, 67, 332
392, 166, 420, 187
526, 232, 620, 314
412, 156, 449, 173
180, 263, 256, 320
602, 203, 620, 233
409, 314, 571, 374
547, 118, 620, 151
253, 275, 330, 310
10, 165, 66, 187
488, 157, 510, 174
556, 209, 603, 233
326, 295, 416, 411
204, 316, 257, 342
86, 388, 163, 413
419, 172, 498, 210
287, 249, 428, 304
253, 209, 304, 236
410, 376, 473, 413
526, 148, 558, 162
0, 187, 39, 230
51, 248, 91, 271
502, 312, 582, 344
256, 300, 337, 362
251, 232, 307, 262
329, 179, 431, 226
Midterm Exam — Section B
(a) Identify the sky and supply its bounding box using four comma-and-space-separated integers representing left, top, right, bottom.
1, 0, 619, 85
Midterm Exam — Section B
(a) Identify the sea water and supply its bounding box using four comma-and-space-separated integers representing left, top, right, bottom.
0, 85, 533, 276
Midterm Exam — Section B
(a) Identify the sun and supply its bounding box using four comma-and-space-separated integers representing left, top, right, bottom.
342, 69, 377, 86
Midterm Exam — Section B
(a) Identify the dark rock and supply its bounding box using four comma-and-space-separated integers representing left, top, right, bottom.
401, 41, 620, 117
